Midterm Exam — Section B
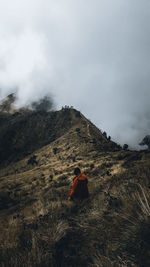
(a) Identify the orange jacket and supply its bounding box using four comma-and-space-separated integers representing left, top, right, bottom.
70, 173, 89, 199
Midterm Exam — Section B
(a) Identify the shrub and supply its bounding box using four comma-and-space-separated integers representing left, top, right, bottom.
27, 155, 38, 165
75, 128, 80, 133
90, 163, 95, 169
123, 144, 128, 150
53, 147, 58, 154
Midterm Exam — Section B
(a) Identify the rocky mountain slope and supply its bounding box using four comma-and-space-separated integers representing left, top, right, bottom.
0, 102, 120, 166
0, 101, 150, 267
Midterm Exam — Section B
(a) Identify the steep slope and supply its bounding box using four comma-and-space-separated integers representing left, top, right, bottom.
0, 107, 120, 166
0, 105, 150, 267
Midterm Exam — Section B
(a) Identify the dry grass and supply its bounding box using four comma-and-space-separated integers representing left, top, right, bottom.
0, 121, 150, 266
136, 184, 150, 216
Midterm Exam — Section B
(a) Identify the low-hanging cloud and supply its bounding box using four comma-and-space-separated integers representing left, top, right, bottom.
0, 0, 150, 149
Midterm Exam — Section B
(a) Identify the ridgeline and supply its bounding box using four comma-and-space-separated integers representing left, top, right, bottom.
0, 97, 150, 266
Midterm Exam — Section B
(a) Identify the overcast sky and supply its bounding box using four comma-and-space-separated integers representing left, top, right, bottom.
0, 0, 150, 148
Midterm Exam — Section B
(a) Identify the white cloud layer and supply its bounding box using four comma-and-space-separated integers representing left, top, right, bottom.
0, 0, 150, 148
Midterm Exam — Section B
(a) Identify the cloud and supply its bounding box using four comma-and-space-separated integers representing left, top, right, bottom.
0, 0, 150, 148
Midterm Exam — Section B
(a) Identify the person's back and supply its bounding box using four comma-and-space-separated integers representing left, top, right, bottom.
69, 168, 89, 200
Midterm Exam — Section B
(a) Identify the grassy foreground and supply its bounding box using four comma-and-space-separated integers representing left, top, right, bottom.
0, 147, 150, 266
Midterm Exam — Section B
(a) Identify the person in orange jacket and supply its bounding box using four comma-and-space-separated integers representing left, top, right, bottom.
68, 167, 89, 200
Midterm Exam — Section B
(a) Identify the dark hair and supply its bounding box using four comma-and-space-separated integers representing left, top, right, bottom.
74, 167, 81, 176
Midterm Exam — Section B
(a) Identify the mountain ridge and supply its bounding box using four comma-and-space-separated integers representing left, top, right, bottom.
0, 104, 120, 166
0, 96, 150, 266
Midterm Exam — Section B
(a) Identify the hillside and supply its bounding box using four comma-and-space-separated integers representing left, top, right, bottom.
0, 104, 150, 267
0, 104, 120, 166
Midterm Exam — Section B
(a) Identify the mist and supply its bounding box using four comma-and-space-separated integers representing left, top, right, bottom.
0, 0, 150, 149
30, 96, 54, 112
